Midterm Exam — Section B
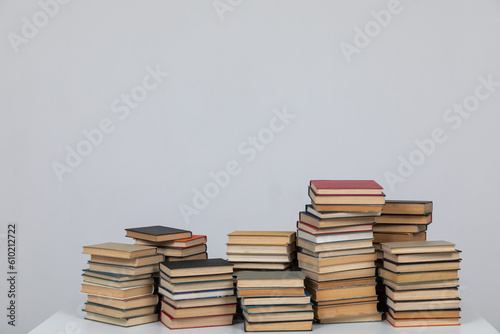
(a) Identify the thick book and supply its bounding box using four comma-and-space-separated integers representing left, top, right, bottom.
382, 200, 433, 215
160, 271, 233, 284
125, 225, 192, 242
160, 310, 234, 329
297, 221, 374, 235
84, 302, 156, 319
162, 295, 237, 309
227, 231, 296, 245
158, 286, 234, 300
305, 277, 376, 290
85, 311, 158, 327
243, 309, 314, 323
244, 319, 313, 332
315, 301, 378, 319
386, 312, 459, 327
89, 254, 164, 267
314, 296, 378, 307
160, 258, 233, 277
386, 297, 461, 311
378, 268, 459, 283
385, 286, 459, 301
299, 211, 377, 229
227, 243, 294, 255
237, 271, 305, 288
301, 247, 374, 258
242, 304, 313, 314
381, 241, 456, 255
388, 307, 460, 319
161, 300, 237, 318
156, 244, 207, 257
241, 294, 312, 306
373, 224, 427, 233
160, 277, 234, 293
374, 214, 432, 225
301, 268, 376, 283
82, 274, 154, 288
297, 238, 373, 253
309, 188, 386, 205
310, 180, 383, 195
299, 260, 375, 274
135, 235, 207, 248
86, 294, 159, 310
317, 312, 382, 324
305, 205, 381, 219
81, 282, 154, 299
298, 230, 374, 244
298, 252, 376, 267
82, 242, 156, 259
384, 251, 460, 263
373, 232, 427, 244
306, 284, 376, 302
237, 287, 306, 298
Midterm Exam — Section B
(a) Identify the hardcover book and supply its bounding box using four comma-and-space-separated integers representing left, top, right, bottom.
125, 225, 192, 242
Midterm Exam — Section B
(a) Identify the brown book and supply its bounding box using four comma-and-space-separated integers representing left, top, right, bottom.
388, 307, 460, 319
163, 252, 208, 262
299, 212, 377, 229
374, 214, 431, 225
86, 294, 158, 310
297, 221, 374, 235
306, 284, 376, 301
387, 298, 461, 311
227, 231, 296, 245
314, 296, 378, 306
82, 275, 154, 288
156, 244, 207, 257
378, 268, 459, 283
309, 188, 386, 205
373, 224, 427, 233
298, 252, 376, 267
382, 200, 433, 215
299, 260, 375, 274
240, 295, 311, 306
81, 282, 154, 299
297, 238, 374, 253
386, 312, 459, 327
161, 300, 237, 318
87, 262, 159, 276
160, 311, 234, 329
383, 260, 460, 273
386, 287, 459, 301
318, 312, 382, 324
306, 277, 376, 290
135, 235, 206, 248
311, 203, 383, 212
160, 271, 233, 284
383, 279, 459, 291
238, 287, 305, 297
237, 271, 305, 288
85, 312, 158, 327
125, 226, 191, 243
302, 268, 376, 282
315, 301, 378, 318
244, 320, 312, 332
232, 262, 292, 270
381, 241, 456, 254
242, 304, 312, 314
90, 254, 164, 267
82, 242, 156, 259
244, 309, 314, 322
227, 243, 295, 255
384, 251, 460, 263
84, 302, 156, 318
373, 231, 426, 244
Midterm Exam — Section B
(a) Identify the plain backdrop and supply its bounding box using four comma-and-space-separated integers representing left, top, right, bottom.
1, 0, 500, 333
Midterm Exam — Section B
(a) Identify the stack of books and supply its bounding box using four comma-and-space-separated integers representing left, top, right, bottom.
226, 231, 296, 274
237, 271, 314, 331
379, 241, 461, 327
126, 226, 208, 262
81, 242, 163, 327
297, 180, 385, 324
374, 200, 433, 311
158, 258, 237, 329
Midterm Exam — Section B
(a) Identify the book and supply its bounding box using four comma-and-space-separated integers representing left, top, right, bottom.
386, 298, 461, 311
386, 312, 459, 327
314, 296, 378, 306
298, 261, 375, 274
298, 252, 377, 267
82, 242, 156, 259
382, 200, 433, 215
374, 214, 432, 225
81, 282, 154, 299
160, 311, 234, 329
160, 277, 234, 293
302, 268, 376, 282
383, 279, 459, 291
162, 295, 237, 309
306, 284, 376, 301
298, 230, 373, 244
378, 268, 459, 283
227, 243, 294, 255
310, 180, 383, 195
237, 271, 305, 288
242, 304, 313, 314
227, 231, 296, 245
311, 203, 383, 212
299, 212, 377, 228
125, 225, 191, 242
82, 275, 154, 288
373, 224, 427, 233
384, 251, 460, 263
87, 262, 159, 276
388, 307, 461, 319
158, 286, 234, 300
381, 241, 456, 254
383, 260, 460, 273
244, 319, 313, 331
243, 309, 314, 322
301, 247, 375, 258
305, 205, 381, 219
373, 232, 426, 244
241, 295, 312, 306
315, 301, 378, 318
317, 312, 382, 324
297, 221, 374, 235
89, 254, 164, 267
227, 253, 295, 263
81, 270, 152, 282
160, 271, 233, 284
231, 262, 292, 270
163, 252, 208, 261
237, 287, 306, 297
386, 286, 459, 301
155, 244, 207, 257
160, 258, 233, 277
86, 294, 159, 309
135, 235, 206, 248
84, 302, 156, 318
85, 311, 158, 327
161, 300, 237, 318
305, 277, 376, 290
297, 238, 373, 253
309, 188, 386, 205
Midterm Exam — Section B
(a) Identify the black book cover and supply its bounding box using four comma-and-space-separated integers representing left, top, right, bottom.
161, 258, 232, 270
126, 225, 191, 236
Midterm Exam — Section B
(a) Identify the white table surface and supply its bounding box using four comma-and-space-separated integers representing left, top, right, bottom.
29, 302, 499, 334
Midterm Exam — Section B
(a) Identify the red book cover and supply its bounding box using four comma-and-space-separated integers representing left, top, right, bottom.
310, 180, 383, 195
